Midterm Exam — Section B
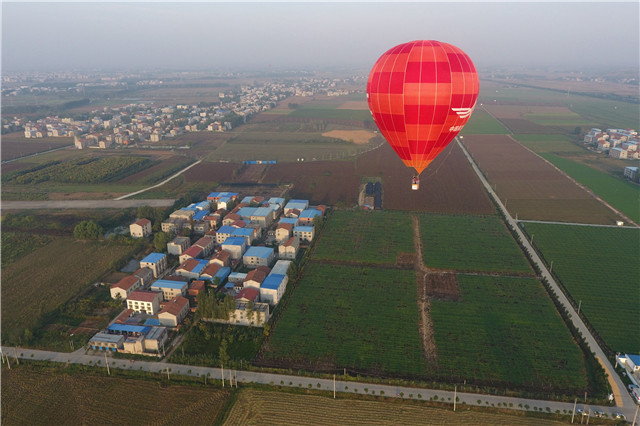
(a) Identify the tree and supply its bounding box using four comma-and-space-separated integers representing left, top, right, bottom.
153, 231, 171, 252
73, 220, 103, 240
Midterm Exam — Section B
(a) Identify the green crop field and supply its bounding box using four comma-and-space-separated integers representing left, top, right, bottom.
431, 275, 588, 392
262, 263, 425, 376
513, 134, 586, 156
289, 107, 373, 122
419, 214, 532, 274
522, 223, 640, 353
1, 236, 138, 343
461, 109, 509, 134
539, 153, 640, 223
570, 98, 640, 130
313, 210, 414, 265
523, 111, 594, 127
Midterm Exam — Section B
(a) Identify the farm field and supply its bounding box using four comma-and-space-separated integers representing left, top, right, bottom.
0, 133, 72, 161
538, 153, 640, 223
521, 223, 640, 353
259, 263, 425, 376
356, 142, 496, 214
432, 275, 588, 393
313, 210, 414, 265
419, 214, 531, 274
462, 134, 624, 224
223, 388, 567, 426
1, 364, 232, 425
460, 108, 509, 134
1, 236, 138, 343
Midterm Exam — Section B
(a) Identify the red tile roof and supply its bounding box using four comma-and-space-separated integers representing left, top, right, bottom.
201, 263, 221, 277
277, 223, 292, 231
178, 258, 200, 272
194, 236, 214, 248
244, 268, 267, 284
236, 287, 259, 302
183, 246, 203, 258
134, 218, 151, 226
159, 296, 189, 316
128, 290, 161, 303
111, 275, 140, 291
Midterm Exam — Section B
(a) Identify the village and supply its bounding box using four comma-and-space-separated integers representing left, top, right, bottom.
5, 76, 353, 146
88, 192, 327, 356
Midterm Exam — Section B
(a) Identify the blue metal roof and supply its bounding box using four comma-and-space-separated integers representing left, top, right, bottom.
195, 201, 210, 210
289, 199, 308, 204
279, 218, 298, 225
222, 236, 246, 246
144, 318, 161, 326
268, 197, 285, 205
183, 203, 198, 211
241, 196, 254, 204
285, 201, 307, 210
294, 226, 314, 233
299, 209, 321, 219
218, 196, 231, 203
628, 354, 640, 367
151, 280, 188, 290
252, 207, 273, 217
90, 333, 124, 344
237, 207, 257, 218
217, 225, 236, 235
193, 210, 209, 221
108, 323, 151, 334
215, 266, 231, 281
244, 246, 273, 259
141, 253, 166, 264
271, 260, 291, 276
261, 274, 285, 290
232, 228, 254, 237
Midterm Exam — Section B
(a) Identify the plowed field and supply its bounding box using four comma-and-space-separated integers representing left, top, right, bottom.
461, 135, 622, 224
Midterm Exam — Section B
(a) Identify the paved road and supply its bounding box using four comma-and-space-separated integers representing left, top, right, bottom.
457, 138, 636, 415
2, 345, 636, 421
517, 219, 638, 229
114, 159, 202, 200
1, 199, 175, 210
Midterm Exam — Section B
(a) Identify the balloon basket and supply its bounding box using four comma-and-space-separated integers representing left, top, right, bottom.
411, 177, 420, 191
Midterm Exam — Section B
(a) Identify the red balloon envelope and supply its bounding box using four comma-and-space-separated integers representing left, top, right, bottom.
367, 40, 479, 176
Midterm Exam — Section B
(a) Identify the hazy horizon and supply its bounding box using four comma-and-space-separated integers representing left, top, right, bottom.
2, 2, 639, 73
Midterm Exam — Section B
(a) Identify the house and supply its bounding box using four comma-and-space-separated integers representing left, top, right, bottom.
150, 279, 188, 301
243, 246, 275, 268
223, 213, 242, 227
232, 227, 255, 246
142, 326, 168, 353
133, 267, 155, 288
207, 191, 238, 202
250, 207, 276, 227
242, 268, 268, 289
279, 236, 299, 260
609, 147, 627, 159
275, 223, 292, 243
139, 253, 167, 278
596, 140, 610, 151
259, 274, 287, 305
89, 332, 124, 352
158, 296, 190, 327
175, 258, 208, 280
199, 263, 221, 281
298, 208, 322, 224
161, 217, 186, 233
216, 225, 237, 244
221, 236, 247, 260
110, 275, 141, 300
193, 236, 215, 257
284, 199, 309, 216
279, 217, 299, 227
126, 291, 163, 314
210, 250, 231, 267
616, 354, 640, 387
130, 218, 152, 238
293, 225, 314, 243
236, 287, 260, 303
179, 245, 204, 264
624, 166, 638, 181
167, 236, 191, 256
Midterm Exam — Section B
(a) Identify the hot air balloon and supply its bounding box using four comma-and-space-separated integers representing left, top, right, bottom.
366, 40, 479, 190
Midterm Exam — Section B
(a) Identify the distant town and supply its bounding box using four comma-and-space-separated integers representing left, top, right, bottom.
92, 192, 325, 356
582, 128, 640, 182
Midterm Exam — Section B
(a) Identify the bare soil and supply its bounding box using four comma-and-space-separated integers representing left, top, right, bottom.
322, 129, 376, 144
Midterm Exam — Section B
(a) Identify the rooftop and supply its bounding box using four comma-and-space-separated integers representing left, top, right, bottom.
151, 280, 188, 290
217, 225, 236, 235
141, 252, 166, 264
244, 246, 274, 259
128, 290, 162, 302
222, 236, 246, 246
294, 225, 314, 233
261, 274, 286, 290
271, 260, 291, 276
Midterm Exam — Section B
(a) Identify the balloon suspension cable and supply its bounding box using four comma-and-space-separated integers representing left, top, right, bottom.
419, 142, 455, 181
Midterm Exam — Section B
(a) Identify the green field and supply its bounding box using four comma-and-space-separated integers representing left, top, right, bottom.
262, 263, 425, 376
419, 214, 532, 274
539, 153, 640, 223
1, 236, 138, 343
523, 111, 595, 127
431, 275, 588, 392
460, 109, 509, 135
313, 210, 414, 264
513, 134, 586, 156
289, 107, 373, 122
522, 223, 640, 353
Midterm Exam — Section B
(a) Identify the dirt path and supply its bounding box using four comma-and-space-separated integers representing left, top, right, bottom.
411, 214, 437, 365
597, 356, 624, 407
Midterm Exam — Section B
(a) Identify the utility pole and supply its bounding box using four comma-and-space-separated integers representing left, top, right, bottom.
105, 352, 110, 376
221, 364, 225, 387
571, 398, 577, 423
454, 385, 457, 411
578, 300, 582, 316
333, 374, 336, 399
167, 368, 170, 380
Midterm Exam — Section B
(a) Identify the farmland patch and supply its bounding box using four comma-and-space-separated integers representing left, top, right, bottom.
321, 129, 376, 144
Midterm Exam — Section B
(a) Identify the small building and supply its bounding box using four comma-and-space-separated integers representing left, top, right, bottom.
228, 299, 270, 327
161, 217, 186, 234
232, 227, 256, 246
260, 274, 287, 305
167, 236, 191, 255
609, 147, 628, 159
110, 275, 142, 300
293, 225, 314, 243
139, 253, 168, 278
143, 326, 168, 353
126, 291, 163, 315
150, 279, 188, 301
284, 199, 309, 216
130, 218, 152, 238
210, 249, 231, 267
298, 208, 322, 224
179, 245, 204, 264
133, 267, 155, 288
275, 223, 293, 244
243, 246, 275, 269
199, 263, 221, 281
624, 166, 639, 181
243, 268, 268, 289
616, 354, 640, 387
216, 225, 237, 244
221, 236, 247, 260
175, 259, 208, 280
279, 237, 299, 260
193, 236, 215, 257
271, 259, 292, 276
158, 296, 190, 327
89, 332, 124, 352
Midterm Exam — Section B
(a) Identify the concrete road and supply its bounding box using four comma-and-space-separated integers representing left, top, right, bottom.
457, 138, 635, 412
2, 344, 636, 421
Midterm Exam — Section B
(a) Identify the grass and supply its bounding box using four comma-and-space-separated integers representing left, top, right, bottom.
262, 263, 425, 376
460, 109, 509, 135
1, 232, 52, 267
523, 111, 594, 127
431, 275, 588, 392
1, 236, 138, 342
223, 388, 568, 425
521, 223, 640, 353
313, 210, 414, 264
513, 134, 587, 156
539, 153, 640, 223
1, 363, 232, 425
419, 214, 532, 274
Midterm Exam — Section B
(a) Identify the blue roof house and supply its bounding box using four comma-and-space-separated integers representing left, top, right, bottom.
243, 246, 275, 269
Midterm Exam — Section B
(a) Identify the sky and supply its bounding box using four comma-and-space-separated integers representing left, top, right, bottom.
2, 2, 639, 73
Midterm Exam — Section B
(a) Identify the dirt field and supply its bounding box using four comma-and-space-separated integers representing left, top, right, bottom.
356, 143, 496, 214
322, 129, 376, 144
183, 161, 240, 183
461, 135, 623, 223
1, 136, 72, 161
234, 164, 269, 182
338, 100, 369, 110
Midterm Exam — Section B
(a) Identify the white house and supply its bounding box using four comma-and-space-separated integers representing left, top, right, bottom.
259, 274, 287, 305
126, 291, 163, 315
139, 253, 167, 278
158, 296, 190, 327
110, 275, 141, 300
130, 218, 152, 238
243, 246, 275, 268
